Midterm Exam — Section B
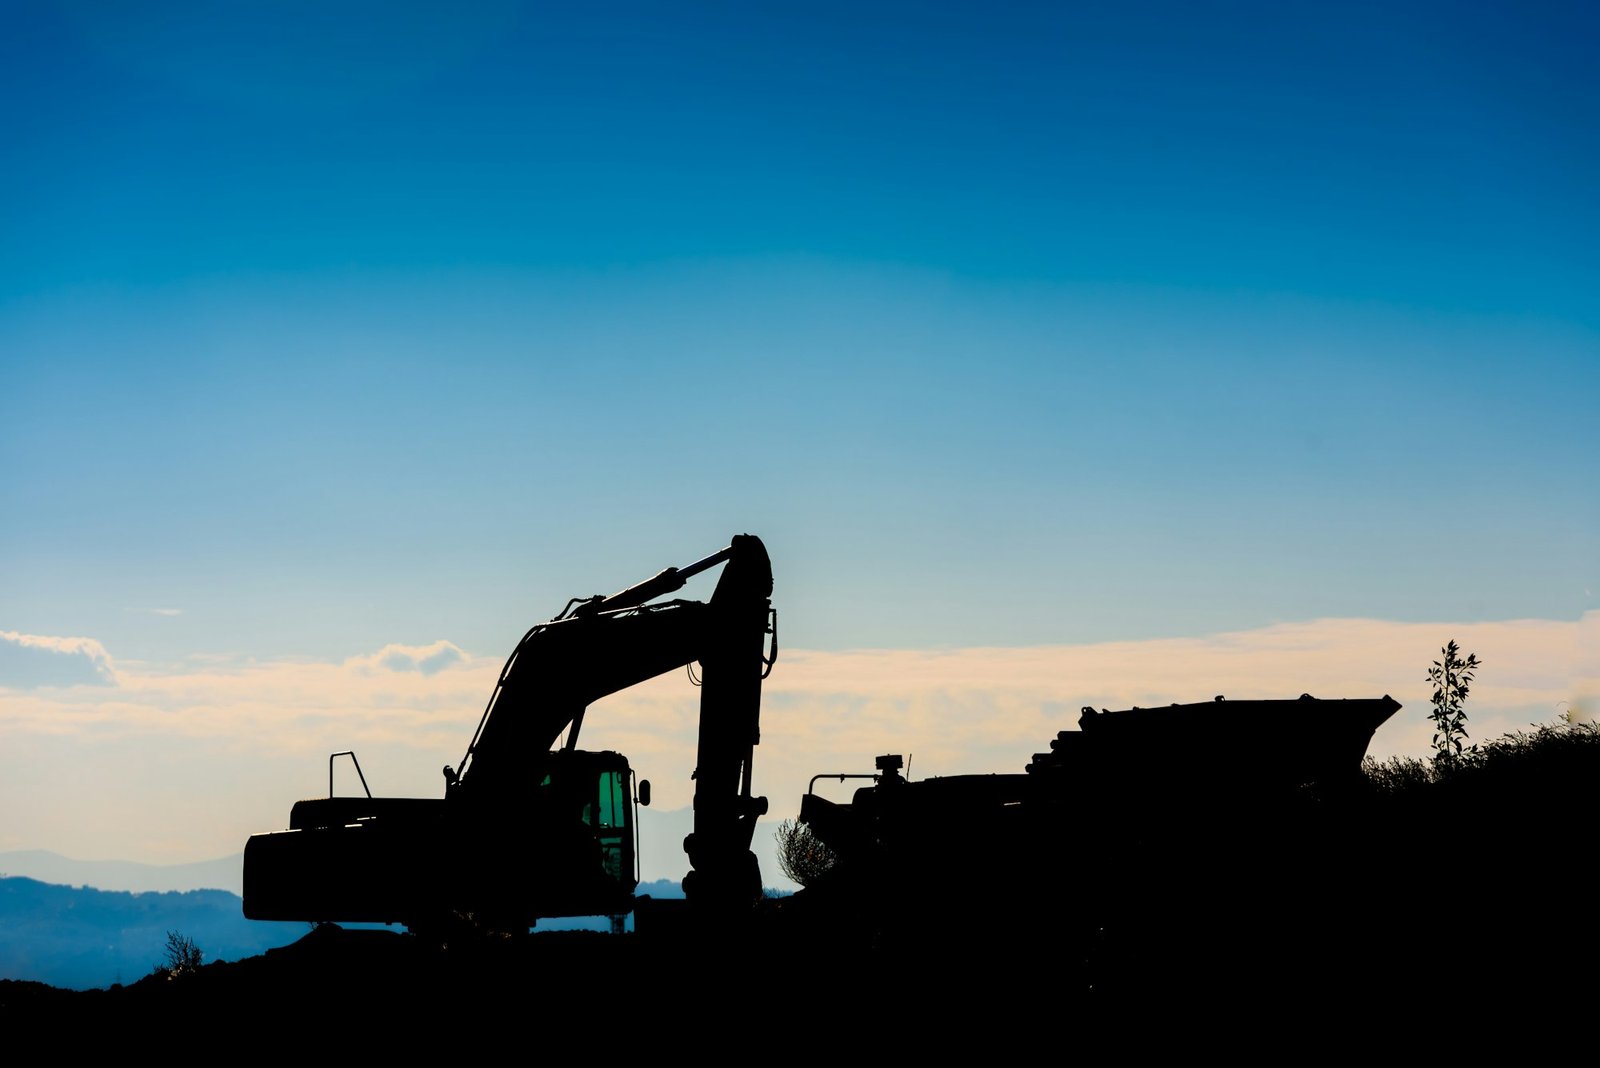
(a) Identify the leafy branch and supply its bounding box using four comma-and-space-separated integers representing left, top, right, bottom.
1427, 640, 1481, 770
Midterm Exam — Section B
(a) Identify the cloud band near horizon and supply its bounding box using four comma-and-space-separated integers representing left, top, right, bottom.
1, 614, 1593, 862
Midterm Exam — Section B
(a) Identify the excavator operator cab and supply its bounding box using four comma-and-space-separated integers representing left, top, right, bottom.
520, 748, 641, 920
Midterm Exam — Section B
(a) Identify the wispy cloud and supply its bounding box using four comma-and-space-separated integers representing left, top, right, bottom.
0, 631, 118, 689
352, 640, 468, 676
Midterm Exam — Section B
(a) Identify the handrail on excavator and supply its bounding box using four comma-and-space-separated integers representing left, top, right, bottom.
328, 751, 372, 799
807, 772, 880, 795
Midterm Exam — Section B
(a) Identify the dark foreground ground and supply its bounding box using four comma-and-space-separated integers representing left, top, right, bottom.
4, 888, 1581, 1056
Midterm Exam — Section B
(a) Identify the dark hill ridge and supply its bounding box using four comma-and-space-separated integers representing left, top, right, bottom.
0, 918, 1079, 1050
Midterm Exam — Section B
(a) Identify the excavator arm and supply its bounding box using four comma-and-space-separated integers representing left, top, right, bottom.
451, 532, 775, 904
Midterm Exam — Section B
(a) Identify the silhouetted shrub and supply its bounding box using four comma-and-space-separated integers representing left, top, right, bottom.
1360, 753, 1434, 797
775, 819, 837, 888
154, 930, 203, 980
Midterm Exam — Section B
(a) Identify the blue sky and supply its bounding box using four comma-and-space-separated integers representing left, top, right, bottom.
1, 3, 1596, 870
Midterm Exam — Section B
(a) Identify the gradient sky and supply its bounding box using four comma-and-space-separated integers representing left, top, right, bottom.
2, 3, 1596, 879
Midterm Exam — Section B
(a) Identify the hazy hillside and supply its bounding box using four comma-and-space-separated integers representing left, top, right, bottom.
0, 877, 306, 990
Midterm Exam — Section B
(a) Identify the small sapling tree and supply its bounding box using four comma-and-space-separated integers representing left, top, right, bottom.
1428, 640, 1481, 771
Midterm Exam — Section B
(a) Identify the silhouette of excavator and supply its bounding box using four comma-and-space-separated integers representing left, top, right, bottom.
244, 534, 776, 931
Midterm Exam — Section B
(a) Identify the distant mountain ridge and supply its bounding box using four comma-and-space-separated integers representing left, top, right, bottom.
0, 850, 244, 895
